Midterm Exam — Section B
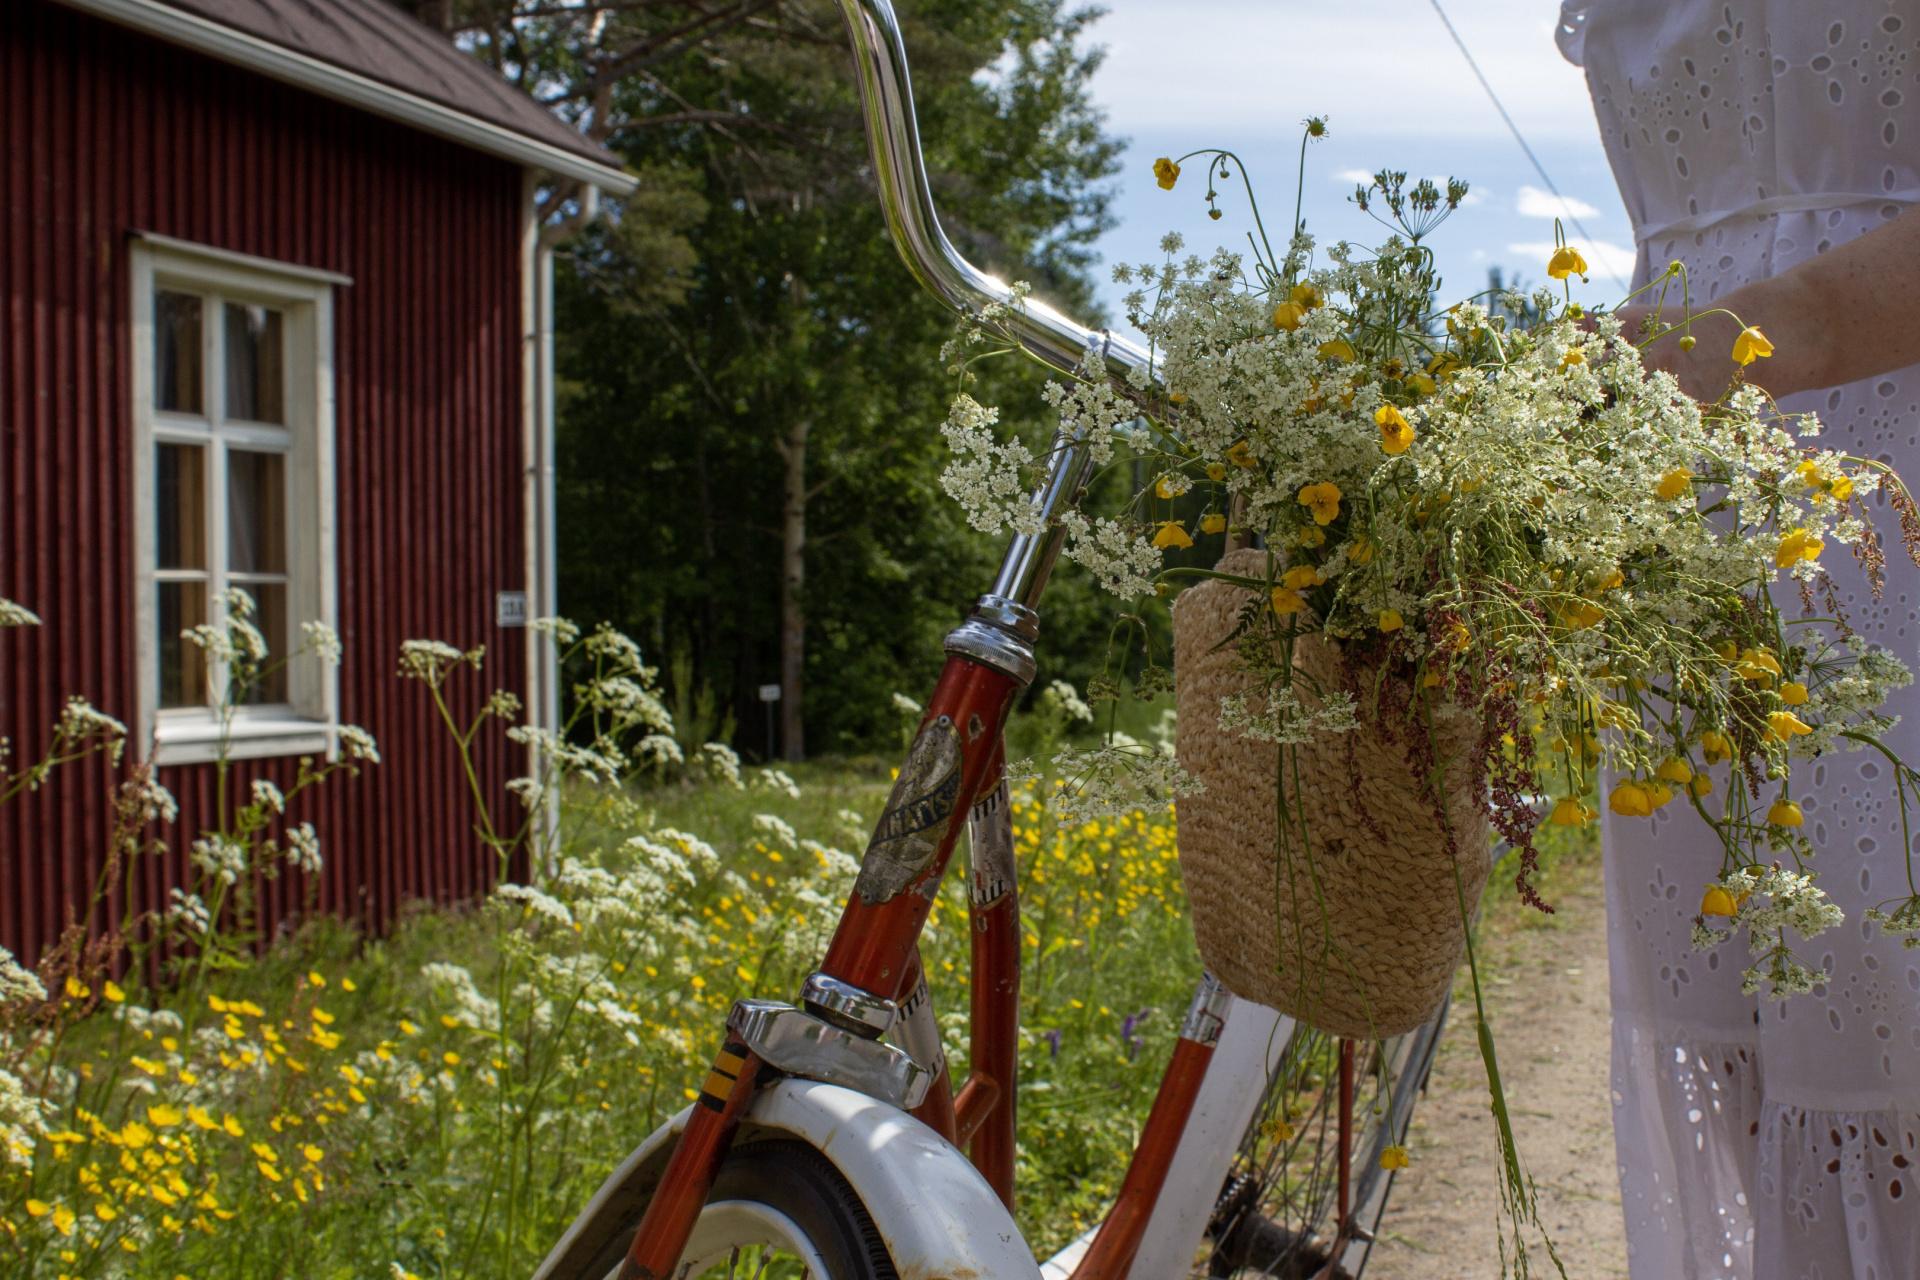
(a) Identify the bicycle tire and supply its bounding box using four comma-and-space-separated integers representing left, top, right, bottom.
1201, 996, 1450, 1279
574, 1140, 899, 1280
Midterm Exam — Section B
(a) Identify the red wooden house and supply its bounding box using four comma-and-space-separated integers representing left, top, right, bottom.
1, 0, 634, 960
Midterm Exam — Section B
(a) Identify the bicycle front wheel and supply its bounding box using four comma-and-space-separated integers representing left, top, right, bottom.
580, 1140, 898, 1280
1204, 1002, 1449, 1279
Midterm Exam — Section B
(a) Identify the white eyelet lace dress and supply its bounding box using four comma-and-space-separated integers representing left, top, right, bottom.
1558, 4, 1920, 1278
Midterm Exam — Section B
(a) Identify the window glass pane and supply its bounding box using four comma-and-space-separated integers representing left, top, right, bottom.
157, 581, 207, 708
227, 450, 285, 574
155, 443, 206, 569
154, 291, 204, 414
238, 582, 289, 705
223, 303, 284, 424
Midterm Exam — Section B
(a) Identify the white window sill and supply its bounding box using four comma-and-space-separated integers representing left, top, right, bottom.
152, 714, 333, 766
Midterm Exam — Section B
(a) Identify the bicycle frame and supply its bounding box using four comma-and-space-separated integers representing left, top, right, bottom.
609, 3, 1333, 1277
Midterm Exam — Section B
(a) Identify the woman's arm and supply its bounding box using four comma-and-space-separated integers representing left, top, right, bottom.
1618, 207, 1920, 401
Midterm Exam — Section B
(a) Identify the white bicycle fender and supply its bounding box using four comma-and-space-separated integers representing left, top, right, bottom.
534, 1077, 1039, 1280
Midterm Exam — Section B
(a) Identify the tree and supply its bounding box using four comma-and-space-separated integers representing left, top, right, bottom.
528, 0, 1124, 757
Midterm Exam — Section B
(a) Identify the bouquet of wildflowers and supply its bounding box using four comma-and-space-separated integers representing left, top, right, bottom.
943, 131, 1920, 1007
940, 130, 1920, 1271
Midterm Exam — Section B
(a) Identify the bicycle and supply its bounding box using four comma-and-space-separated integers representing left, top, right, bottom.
536, 2, 1451, 1276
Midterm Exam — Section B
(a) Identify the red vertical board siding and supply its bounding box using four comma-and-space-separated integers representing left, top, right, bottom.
0, 6, 530, 962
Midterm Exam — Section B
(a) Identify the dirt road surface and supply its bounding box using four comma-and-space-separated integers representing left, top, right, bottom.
1367, 848, 1628, 1280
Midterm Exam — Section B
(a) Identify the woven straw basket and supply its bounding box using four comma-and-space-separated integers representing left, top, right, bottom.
1172, 549, 1492, 1038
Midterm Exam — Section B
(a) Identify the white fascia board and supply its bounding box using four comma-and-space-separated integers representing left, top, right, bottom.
57, 0, 638, 196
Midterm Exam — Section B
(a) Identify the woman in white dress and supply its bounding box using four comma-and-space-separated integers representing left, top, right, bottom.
1558, 3, 1920, 1277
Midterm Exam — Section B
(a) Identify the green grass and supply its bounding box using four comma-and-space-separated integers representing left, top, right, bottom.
2, 749, 1599, 1278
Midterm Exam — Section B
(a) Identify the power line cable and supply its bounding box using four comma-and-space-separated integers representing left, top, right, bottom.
1426, 0, 1633, 294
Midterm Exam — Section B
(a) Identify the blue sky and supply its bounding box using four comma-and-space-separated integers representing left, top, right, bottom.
1075, 0, 1635, 338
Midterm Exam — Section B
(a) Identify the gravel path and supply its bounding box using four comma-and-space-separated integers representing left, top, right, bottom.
1366, 852, 1628, 1280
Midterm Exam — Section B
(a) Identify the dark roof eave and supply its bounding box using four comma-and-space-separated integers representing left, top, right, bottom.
56, 0, 638, 196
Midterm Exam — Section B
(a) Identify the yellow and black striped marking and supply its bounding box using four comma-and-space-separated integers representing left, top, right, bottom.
696, 1044, 749, 1111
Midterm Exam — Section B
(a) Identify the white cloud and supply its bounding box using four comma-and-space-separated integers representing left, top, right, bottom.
1506, 240, 1638, 284
1090, 2, 1597, 139
1333, 168, 1375, 185
1515, 184, 1601, 220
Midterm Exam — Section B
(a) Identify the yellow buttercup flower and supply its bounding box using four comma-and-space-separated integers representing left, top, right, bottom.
63, 976, 88, 1000
1655, 467, 1694, 501
1269, 586, 1309, 616
147, 1104, 183, 1128
1655, 757, 1694, 784
1378, 609, 1405, 633
1731, 325, 1773, 366
102, 980, 125, 1004
1737, 648, 1782, 682
1271, 301, 1308, 331
1561, 347, 1586, 367
1153, 474, 1179, 500
1608, 780, 1654, 817
1701, 886, 1740, 917
1152, 521, 1194, 550
1767, 710, 1813, 741
1645, 781, 1676, 810
1560, 600, 1605, 630
1298, 525, 1327, 547
1375, 404, 1416, 455
1205, 462, 1227, 482
1200, 513, 1227, 535
1688, 773, 1714, 798
1774, 527, 1823, 568
1226, 441, 1257, 469
1767, 797, 1805, 827
1317, 338, 1356, 363
1281, 565, 1323, 591
1289, 282, 1323, 309
25, 1199, 50, 1218
1153, 157, 1181, 190
1547, 245, 1588, 280
1380, 1144, 1411, 1170
1297, 481, 1342, 526
1781, 681, 1809, 706
1547, 795, 1592, 827
1346, 533, 1375, 564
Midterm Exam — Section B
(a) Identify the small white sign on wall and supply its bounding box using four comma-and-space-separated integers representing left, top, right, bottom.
496, 591, 528, 628
758, 684, 782, 702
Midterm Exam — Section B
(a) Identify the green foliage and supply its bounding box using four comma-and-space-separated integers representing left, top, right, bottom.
550, 0, 1127, 755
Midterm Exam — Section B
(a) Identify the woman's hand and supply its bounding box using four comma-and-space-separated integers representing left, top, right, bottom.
1607, 207, 1920, 404
1610, 303, 1746, 403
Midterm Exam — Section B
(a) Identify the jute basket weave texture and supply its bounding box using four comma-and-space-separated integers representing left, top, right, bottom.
1172, 549, 1492, 1038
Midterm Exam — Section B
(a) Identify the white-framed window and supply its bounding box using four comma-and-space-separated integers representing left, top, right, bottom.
130, 235, 345, 765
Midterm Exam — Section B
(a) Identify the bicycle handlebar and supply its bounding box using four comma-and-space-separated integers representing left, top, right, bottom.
834, 0, 1153, 381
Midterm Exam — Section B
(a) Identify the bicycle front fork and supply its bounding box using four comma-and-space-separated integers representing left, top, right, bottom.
617, 649, 1024, 1279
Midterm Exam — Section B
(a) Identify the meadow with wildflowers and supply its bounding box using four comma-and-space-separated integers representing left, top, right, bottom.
0, 596, 1202, 1277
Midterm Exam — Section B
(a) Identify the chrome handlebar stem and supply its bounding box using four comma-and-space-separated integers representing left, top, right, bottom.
834, 0, 1154, 683
835, 0, 1153, 383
